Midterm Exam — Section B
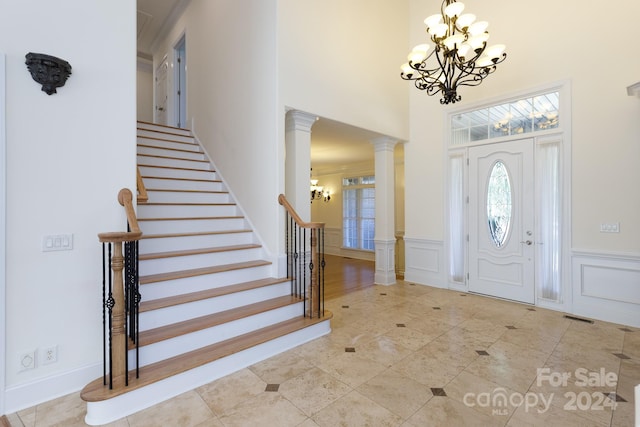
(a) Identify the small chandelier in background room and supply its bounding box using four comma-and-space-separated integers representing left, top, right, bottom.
400, 0, 507, 105
310, 170, 330, 203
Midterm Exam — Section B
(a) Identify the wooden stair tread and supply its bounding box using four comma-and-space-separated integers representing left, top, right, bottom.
145, 188, 229, 194
137, 135, 196, 146
140, 202, 233, 206
140, 176, 222, 183
138, 216, 244, 222
138, 153, 210, 163
138, 164, 215, 173
137, 143, 202, 155
81, 311, 332, 402
137, 295, 303, 347
138, 120, 190, 132
140, 229, 250, 239
140, 277, 290, 312
139, 243, 261, 260
139, 259, 271, 285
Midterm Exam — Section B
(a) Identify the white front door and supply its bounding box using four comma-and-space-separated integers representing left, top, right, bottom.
468, 139, 535, 304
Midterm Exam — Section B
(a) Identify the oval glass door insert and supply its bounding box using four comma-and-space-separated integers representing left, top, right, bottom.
486, 160, 512, 247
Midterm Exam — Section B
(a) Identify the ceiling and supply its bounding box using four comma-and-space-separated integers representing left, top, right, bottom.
137, 0, 380, 171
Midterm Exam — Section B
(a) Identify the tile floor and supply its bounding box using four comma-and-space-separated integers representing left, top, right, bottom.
6, 281, 639, 426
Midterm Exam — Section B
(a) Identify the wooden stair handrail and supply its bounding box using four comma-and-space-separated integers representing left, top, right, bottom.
98, 188, 142, 243
137, 167, 148, 203
278, 194, 324, 229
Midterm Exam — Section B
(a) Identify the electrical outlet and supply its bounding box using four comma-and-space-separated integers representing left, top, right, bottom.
19, 350, 36, 371
41, 345, 58, 365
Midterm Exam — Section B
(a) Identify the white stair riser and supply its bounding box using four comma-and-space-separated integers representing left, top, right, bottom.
139, 231, 253, 253
139, 282, 291, 330
139, 265, 273, 300
85, 320, 331, 426
137, 145, 205, 161
139, 247, 263, 275
85, 320, 331, 425
137, 137, 200, 152
137, 128, 193, 141
137, 155, 211, 171
137, 204, 237, 218
145, 190, 230, 204
138, 166, 217, 181
138, 217, 246, 234
140, 178, 225, 192
130, 303, 304, 367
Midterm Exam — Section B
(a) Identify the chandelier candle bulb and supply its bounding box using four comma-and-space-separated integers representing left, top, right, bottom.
424, 14, 443, 28
444, 1, 465, 17
468, 21, 488, 36
400, 0, 506, 104
485, 44, 506, 59
456, 13, 476, 29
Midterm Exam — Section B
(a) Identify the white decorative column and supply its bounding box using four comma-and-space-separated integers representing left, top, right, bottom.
372, 136, 399, 285
285, 110, 317, 222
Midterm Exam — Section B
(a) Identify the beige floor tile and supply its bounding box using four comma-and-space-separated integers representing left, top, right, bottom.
506, 400, 609, 426
278, 367, 351, 417
404, 396, 506, 427
356, 334, 414, 367
355, 368, 433, 419
311, 390, 404, 427
216, 392, 307, 427
127, 390, 214, 427
444, 371, 520, 418
195, 368, 265, 416
25, 392, 89, 427
315, 351, 387, 388
248, 348, 315, 384
390, 350, 464, 387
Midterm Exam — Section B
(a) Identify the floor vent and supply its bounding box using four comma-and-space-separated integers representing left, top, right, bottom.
563, 314, 594, 324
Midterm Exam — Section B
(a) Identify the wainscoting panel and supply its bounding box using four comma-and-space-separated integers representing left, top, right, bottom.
572, 250, 640, 327
404, 238, 446, 288
323, 227, 374, 262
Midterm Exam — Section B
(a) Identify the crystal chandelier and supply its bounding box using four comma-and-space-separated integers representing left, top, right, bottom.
400, 0, 506, 105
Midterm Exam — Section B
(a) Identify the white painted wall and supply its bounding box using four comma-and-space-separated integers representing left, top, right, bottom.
0, 0, 136, 411
278, 0, 410, 141
405, 0, 640, 254
137, 62, 154, 122
152, 0, 281, 259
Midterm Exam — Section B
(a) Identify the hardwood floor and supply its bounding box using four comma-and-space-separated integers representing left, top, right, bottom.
322, 254, 375, 300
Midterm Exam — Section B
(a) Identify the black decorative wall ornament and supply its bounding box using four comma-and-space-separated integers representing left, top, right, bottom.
25, 52, 72, 95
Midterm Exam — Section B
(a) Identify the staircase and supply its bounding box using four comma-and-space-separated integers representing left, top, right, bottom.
81, 122, 332, 425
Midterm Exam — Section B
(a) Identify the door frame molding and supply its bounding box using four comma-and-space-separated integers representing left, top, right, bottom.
173, 33, 187, 129
444, 80, 572, 311
0, 52, 7, 415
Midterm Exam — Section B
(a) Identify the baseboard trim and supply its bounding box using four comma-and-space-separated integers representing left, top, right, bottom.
5, 362, 102, 414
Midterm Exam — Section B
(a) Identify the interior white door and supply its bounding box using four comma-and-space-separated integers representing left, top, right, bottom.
154, 58, 168, 125
469, 139, 535, 304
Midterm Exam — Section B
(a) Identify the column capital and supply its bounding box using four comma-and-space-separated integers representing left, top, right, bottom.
370, 136, 399, 152
286, 110, 318, 133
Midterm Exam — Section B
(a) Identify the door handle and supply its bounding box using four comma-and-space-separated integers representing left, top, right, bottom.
520, 240, 533, 245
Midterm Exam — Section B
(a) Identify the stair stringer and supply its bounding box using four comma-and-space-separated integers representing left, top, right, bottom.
85, 320, 330, 425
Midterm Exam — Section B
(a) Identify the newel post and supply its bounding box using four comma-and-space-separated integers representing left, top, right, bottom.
109, 242, 127, 381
